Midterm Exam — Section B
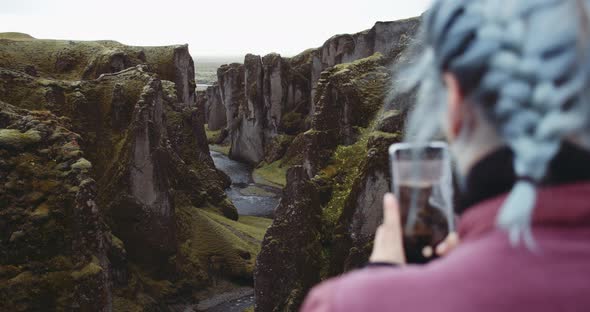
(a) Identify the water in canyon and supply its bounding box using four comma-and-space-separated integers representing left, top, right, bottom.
210, 150, 281, 217
191, 149, 281, 311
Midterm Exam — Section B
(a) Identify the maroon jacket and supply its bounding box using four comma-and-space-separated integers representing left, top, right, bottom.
301, 182, 590, 312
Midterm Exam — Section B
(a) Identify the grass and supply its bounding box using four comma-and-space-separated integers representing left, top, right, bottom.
0, 129, 41, 149
0, 35, 181, 81
210, 144, 230, 156
320, 129, 370, 226
204, 125, 222, 142
0, 32, 35, 40
176, 207, 272, 280
205, 124, 231, 155
239, 186, 276, 197
203, 210, 272, 241
253, 160, 288, 188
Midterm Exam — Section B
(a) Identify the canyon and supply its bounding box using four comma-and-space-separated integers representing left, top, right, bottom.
0, 34, 270, 311
0, 14, 419, 312
198, 18, 419, 311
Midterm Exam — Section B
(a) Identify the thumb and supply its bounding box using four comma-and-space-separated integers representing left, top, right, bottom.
383, 193, 401, 227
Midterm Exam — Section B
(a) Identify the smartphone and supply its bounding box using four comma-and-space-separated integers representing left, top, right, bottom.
389, 142, 454, 264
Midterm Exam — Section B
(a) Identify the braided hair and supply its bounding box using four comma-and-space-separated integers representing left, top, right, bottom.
402, 0, 590, 247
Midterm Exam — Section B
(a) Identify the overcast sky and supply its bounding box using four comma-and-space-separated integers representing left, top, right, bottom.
0, 0, 431, 57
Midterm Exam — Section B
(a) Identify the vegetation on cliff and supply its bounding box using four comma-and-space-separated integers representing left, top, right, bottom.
0, 101, 111, 311
0, 15, 419, 310
254, 16, 418, 310
0, 33, 268, 310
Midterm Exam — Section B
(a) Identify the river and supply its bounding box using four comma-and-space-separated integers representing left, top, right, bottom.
210, 150, 281, 217
192, 150, 281, 311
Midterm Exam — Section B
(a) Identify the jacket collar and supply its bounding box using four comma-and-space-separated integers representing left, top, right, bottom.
458, 182, 590, 241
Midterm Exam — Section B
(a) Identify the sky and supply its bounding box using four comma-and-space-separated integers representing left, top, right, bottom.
0, 0, 432, 57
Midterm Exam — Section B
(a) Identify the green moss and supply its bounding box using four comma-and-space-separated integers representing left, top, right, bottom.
70, 257, 103, 280
111, 233, 125, 250
239, 186, 276, 197
210, 144, 230, 156
320, 129, 370, 227
203, 210, 272, 242
253, 160, 288, 187
0, 32, 35, 40
131, 265, 175, 299
281, 133, 307, 167
243, 306, 255, 312
176, 207, 271, 281
0, 129, 41, 149
113, 296, 144, 312
0, 268, 76, 311
281, 111, 304, 134
333, 52, 384, 74
31, 203, 50, 218
381, 109, 401, 120
0, 37, 182, 81
369, 130, 402, 140
71, 157, 92, 170
288, 48, 315, 66
314, 52, 389, 130
205, 126, 223, 143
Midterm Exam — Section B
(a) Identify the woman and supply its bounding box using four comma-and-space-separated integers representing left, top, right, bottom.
301, 0, 590, 311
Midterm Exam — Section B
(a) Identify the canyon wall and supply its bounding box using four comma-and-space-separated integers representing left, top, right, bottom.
195, 21, 419, 312
0, 35, 256, 310
202, 18, 417, 169
0, 101, 112, 311
250, 19, 420, 312
202, 50, 314, 165
202, 84, 226, 131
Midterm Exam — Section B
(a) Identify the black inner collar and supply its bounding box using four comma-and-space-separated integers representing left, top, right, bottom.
456, 142, 590, 215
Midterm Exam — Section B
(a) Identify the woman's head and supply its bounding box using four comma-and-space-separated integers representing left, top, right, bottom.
402, 0, 590, 246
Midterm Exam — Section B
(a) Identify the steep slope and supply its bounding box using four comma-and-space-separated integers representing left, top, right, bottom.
0, 101, 112, 311
194, 20, 419, 311
252, 21, 419, 312
201, 18, 418, 169
0, 36, 196, 105
0, 34, 266, 310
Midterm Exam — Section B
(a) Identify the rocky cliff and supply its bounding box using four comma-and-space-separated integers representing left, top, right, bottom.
202, 84, 226, 131
0, 35, 261, 310
203, 49, 314, 165
251, 19, 419, 312
202, 19, 417, 173
0, 36, 197, 104
0, 101, 112, 311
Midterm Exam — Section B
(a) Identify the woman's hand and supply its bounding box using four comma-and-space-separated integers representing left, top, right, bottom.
435, 231, 460, 257
369, 193, 460, 265
369, 193, 406, 264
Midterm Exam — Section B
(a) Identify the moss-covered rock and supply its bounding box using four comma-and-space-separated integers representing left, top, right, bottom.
254, 167, 323, 312
0, 36, 244, 309
70, 157, 92, 170
0, 129, 41, 149
203, 84, 226, 131
0, 36, 195, 102
312, 52, 390, 145
254, 19, 417, 310
280, 111, 304, 135
253, 160, 288, 188
176, 206, 271, 287
264, 134, 294, 163
0, 32, 35, 40
0, 101, 112, 311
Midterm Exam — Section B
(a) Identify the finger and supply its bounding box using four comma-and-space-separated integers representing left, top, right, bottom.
422, 246, 433, 258
383, 193, 401, 227
436, 232, 460, 256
